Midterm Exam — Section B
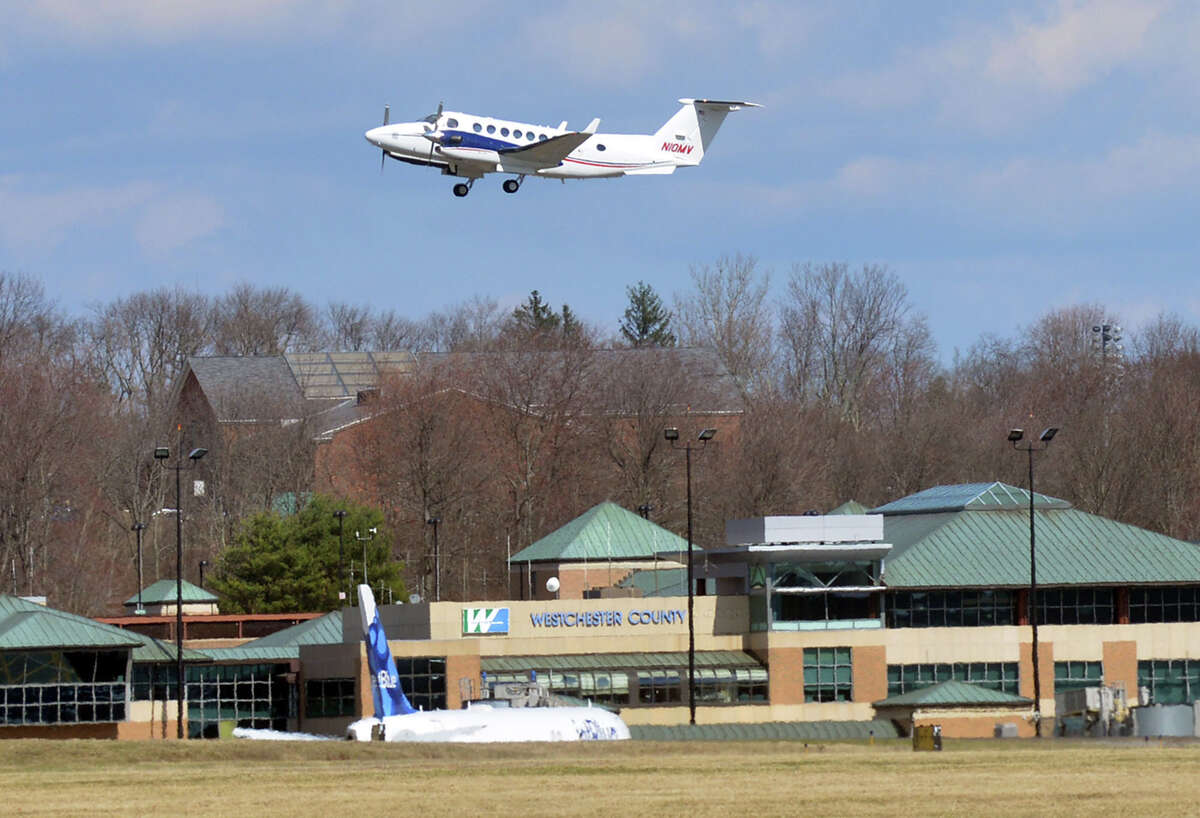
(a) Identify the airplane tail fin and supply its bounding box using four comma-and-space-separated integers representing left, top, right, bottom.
359, 584, 416, 718
653, 99, 760, 166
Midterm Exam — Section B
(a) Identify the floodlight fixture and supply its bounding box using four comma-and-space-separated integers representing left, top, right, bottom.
1007, 429, 1024, 443
188, 447, 207, 461
1039, 427, 1058, 443
698, 428, 717, 441
663, 427, 680, 441
154, 447, 170, 459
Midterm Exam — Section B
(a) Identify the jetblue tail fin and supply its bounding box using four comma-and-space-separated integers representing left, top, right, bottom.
653, 98, 761, 166
359, 584, 416, 718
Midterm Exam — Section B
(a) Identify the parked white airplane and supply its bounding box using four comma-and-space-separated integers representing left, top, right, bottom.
364, 99, 760, 197
345, 585, 630, 742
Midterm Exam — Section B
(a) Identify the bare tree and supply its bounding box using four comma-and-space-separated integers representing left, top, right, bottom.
424, 296, 504, 352
674, 254, 773, 393
212, 283, 321, 356
325, 302, 372, 351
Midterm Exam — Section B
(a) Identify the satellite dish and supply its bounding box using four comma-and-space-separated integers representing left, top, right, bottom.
545, 577, 560, 594
408, 593, 421, 604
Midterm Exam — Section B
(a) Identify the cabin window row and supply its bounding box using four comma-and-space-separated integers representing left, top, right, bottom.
444, 117, 550, 142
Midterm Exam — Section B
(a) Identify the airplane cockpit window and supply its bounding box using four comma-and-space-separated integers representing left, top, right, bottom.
447, 118, 459, 128
422, 114, 438, 124
500, 127, 510, 136
473, 123, 482, 132
487, 124, 496, 134
514, 129, 523, 139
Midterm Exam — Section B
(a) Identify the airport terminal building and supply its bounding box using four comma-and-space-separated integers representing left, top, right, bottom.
4, 482, 1200, 739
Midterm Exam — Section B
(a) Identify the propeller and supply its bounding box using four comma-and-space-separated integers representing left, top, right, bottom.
422, 100, 445, 163
379, 104, 390, 173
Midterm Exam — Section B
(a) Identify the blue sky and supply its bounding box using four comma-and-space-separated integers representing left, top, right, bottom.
3, 1, 1198, 358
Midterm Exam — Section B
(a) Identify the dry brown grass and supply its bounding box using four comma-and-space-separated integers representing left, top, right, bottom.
1, 738, 1198, 817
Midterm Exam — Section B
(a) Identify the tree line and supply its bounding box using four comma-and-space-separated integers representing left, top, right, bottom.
1, 264, 1197, 614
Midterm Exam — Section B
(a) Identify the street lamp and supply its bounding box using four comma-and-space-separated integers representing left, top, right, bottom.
664, 426, 717, 726
333, 510, 348, 603
198, 560, 209, 590
355, 528, 377, 599
131, 522, 147, 615
154, 443, 207, 740
637, 504, 653, 520
427, 517, 441, 601
1008, 426, 1058, 738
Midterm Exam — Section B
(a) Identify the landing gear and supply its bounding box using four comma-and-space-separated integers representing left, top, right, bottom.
502, 176, 523, 194
452, 183, 470, 197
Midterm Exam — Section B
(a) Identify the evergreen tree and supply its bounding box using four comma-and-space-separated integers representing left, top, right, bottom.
510, 290, 560, 334
620, 281, 676, 347
209, 494, 404, 613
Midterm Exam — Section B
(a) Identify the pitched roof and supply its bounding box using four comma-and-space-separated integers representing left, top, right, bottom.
509, 502, 691, 563
875, 483, 1200, 588
284, 351, 416, 400
129, 632, 212, 664
185, 356, 305, 421
126, 579, 217, 606
874, 679, 1032, 708
828, 500, 869, 515
0, 596, 143, 650
242, 611, 344, 648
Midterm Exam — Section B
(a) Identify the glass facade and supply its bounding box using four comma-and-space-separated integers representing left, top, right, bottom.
1138, 659, 1200, 705
886, 662, 1019, 696
305, 678, 356, 718
1036, 589, 1115, 625
0, 650, 128, 726
185, 663, 292, 738
886, 590, 1015, 628
1054, 661, 1103, 692
1129, 587, 1200, 623
394, 657, 446, 712
803, 647, 852, 702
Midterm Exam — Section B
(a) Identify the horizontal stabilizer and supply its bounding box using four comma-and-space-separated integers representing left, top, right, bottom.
499, 130, 592, 169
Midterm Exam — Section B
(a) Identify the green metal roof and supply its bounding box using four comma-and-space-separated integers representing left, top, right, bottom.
125, 579, 217, 606
481, 651, 762, 674
201, 646, 299, 662
242, 611, 344, 648
873, 482, 1069, 515
630, 720, 900, 741
828, 500, 869, 515
874, 679, 1032, 708
876, 483, 1200, 588
510, 502, 691, 563
129, 633, 212, 664
0, 596, 143, 650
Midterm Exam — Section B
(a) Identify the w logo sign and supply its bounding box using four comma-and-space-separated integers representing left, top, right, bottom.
463, 607, 510, 635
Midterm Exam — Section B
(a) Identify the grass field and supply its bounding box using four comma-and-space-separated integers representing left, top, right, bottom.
2, 738, 1198, 817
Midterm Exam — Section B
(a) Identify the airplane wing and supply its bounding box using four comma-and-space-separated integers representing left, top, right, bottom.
498, 127, 596, 171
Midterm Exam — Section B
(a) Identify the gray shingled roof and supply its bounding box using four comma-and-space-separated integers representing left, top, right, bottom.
186, 356, 305, 421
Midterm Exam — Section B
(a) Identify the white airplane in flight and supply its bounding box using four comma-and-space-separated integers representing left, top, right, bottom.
345, 585, 630, 742
364, 98, 760, 197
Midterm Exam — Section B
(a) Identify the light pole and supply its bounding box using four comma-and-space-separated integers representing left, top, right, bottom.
153, 443, 207, 740
427, 517, 441, 601
333, 510, 348, 603
131, 522, 147, 615
637, 504, 653, 520
355, 527, 377, 599
664, 426, 716, 726
1008, 426, 1058, 738
198, 560, 209, 590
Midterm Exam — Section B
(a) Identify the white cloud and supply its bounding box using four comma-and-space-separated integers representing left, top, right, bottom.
0, 177, 223, 256
134, 193, 225, 256
829, 1, 1187, 130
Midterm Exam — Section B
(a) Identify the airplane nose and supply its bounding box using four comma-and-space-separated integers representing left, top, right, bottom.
365, 128, 379, 147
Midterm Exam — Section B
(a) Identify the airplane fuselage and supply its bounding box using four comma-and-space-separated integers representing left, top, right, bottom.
346, 703, 631, 742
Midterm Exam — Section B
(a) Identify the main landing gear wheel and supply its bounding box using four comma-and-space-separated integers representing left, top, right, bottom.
452, 183, 470, 197
502, 178, 521, 194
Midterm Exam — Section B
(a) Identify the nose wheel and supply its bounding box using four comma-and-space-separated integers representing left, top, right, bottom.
502, 177, 523, 194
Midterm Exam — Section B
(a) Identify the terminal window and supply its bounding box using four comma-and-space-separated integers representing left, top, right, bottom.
1138, 659, 1200, 705
305, 678, 356, 718
1054, 661, 1103, 692
803, 647, 852, 702
1036, 588, 1115, 625
886, 590, 1015, 628
0, 650, 128, 726
1129, 587, 1200, 623
185, 663, 291, 738
394, 657, 446, 712
887, 662, 1019, 697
